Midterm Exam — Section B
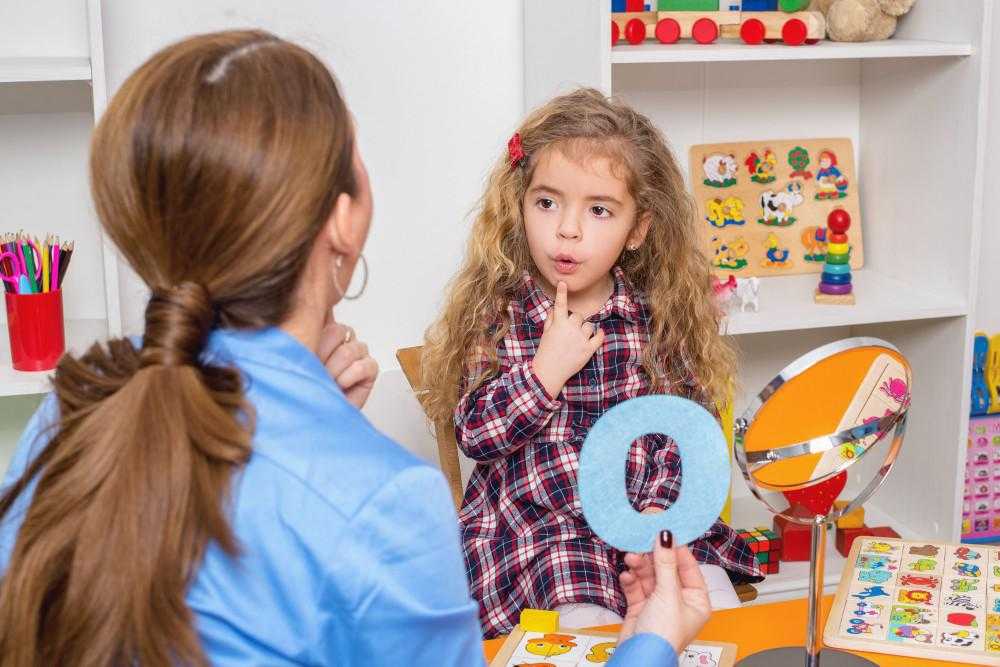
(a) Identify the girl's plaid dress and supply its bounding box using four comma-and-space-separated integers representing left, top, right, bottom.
455, 267, 762, 638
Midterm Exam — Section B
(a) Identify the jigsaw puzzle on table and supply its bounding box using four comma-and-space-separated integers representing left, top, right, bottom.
824, 537, 1000, 665
689, 138, 864, 279
489, 623, 736, 666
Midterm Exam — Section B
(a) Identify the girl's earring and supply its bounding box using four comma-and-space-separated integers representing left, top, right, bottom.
333, 253, 369, 301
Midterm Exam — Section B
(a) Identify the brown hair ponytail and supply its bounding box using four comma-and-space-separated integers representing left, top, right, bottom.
0, 30, 356, 666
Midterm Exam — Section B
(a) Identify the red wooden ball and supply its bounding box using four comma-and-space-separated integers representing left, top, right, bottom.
612, 20, 620, 46
827, 209, 852, 234
829, 233, 848, 244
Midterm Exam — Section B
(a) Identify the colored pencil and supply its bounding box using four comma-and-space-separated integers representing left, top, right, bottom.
51, 242, 60, 291
58, 241, 73, 287
15, 238, 26, 285
1, 251, 13, 293
22, 241, 37, 293
41, 237, 50, 292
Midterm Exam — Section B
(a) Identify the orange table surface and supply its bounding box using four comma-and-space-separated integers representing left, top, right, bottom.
483, 596, 972, 666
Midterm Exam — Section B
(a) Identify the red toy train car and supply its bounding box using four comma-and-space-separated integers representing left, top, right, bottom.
611, 2, 826, 46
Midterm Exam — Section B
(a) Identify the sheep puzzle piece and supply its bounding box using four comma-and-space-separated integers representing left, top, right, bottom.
692, 138, 864, 279
578, 395, 730, 553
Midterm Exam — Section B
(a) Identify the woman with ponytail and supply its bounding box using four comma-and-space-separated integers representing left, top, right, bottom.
0, 30, 710, 666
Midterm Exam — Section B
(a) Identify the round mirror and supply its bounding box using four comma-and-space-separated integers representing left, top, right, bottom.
735, 337, 911, 524
733, 337, 912, 667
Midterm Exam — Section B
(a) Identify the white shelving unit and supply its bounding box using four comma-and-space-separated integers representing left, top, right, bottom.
0, 0, 120, 399
723, 268, 967, 336
525, 0, 993, 604
610, 38, 973, 64
0, 57, 93, 83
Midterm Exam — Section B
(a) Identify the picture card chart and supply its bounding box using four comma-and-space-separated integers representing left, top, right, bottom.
964, 415, 1000, 543
824, 538, 1000, 665
689, 138, 864, 279
489, 626, 736, 666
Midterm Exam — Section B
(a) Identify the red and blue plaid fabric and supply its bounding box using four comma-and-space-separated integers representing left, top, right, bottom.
455, 267, 762, 638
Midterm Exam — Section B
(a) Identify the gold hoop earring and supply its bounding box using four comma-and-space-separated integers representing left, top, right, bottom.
333, 253, 369, 301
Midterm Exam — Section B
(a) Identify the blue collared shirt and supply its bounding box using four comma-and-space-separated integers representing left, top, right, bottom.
0, 326, 675, 666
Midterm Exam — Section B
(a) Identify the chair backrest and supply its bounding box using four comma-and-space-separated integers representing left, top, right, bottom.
395, 346, 465, 509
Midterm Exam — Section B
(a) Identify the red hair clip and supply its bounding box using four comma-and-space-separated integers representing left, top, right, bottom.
508, 132, 527, 170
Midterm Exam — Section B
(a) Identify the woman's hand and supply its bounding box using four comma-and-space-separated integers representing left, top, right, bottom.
618, 532, 712, 656
532, 281, 605, 398
318, 320, 379, 409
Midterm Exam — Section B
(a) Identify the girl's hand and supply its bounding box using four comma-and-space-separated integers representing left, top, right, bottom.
532, 281, 605, 398
318, 321, 379, 409
618, 533, 712, 655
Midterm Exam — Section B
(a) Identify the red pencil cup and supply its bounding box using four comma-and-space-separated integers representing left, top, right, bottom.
5, 290, 65, 371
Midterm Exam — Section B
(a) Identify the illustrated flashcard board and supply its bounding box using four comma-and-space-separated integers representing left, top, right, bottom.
489, 625, 736, 667
823, 537, 1000, 665
689, 138, 864, 278
964, 415, 1000, 543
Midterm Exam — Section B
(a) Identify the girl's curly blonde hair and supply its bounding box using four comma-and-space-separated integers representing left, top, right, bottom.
421, 87, 735, 427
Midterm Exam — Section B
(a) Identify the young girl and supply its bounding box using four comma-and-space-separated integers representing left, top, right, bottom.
423, 88, 762, 638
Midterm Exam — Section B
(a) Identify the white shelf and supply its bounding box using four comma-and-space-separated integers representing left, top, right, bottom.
612, 38, 973, 65
0, 318, 107, 397
722, 269, 967, 336
729, 495, 918, 605
0, 57, 91, 84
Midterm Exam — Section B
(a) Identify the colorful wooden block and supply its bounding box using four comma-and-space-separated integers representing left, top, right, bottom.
754, 549, 780, 575
833, 500, 865, 529
737, 526, 781, 554
869, 526, 900, 540
658, 0, 719, 10
835, 524, 872, 557
737, 526, 782, 574
773, 515, 812, 562
519, 608, 560, 633
741, 0, 778, 9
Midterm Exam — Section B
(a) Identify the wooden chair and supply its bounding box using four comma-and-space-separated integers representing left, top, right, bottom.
396, 346, 466, 509
394, 345, 758, 604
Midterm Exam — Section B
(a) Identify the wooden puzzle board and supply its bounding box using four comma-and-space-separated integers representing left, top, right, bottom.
689, 138, 864, 278
824, 537, 1000, 665
489, 625, 736, 666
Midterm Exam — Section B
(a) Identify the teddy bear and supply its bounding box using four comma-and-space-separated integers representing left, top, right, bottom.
810, 0, 917, 42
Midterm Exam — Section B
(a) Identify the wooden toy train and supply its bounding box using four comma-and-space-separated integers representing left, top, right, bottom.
612, 0, 826, 46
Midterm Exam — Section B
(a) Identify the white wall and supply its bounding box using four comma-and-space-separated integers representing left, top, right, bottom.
976, 8, 1000, 331
1, 0, 524, 471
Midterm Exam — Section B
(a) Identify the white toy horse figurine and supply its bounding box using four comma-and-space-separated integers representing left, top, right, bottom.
736, 277, 760, 313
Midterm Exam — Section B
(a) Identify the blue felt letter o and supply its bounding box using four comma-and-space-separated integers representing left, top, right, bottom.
578, 395, 730, 553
